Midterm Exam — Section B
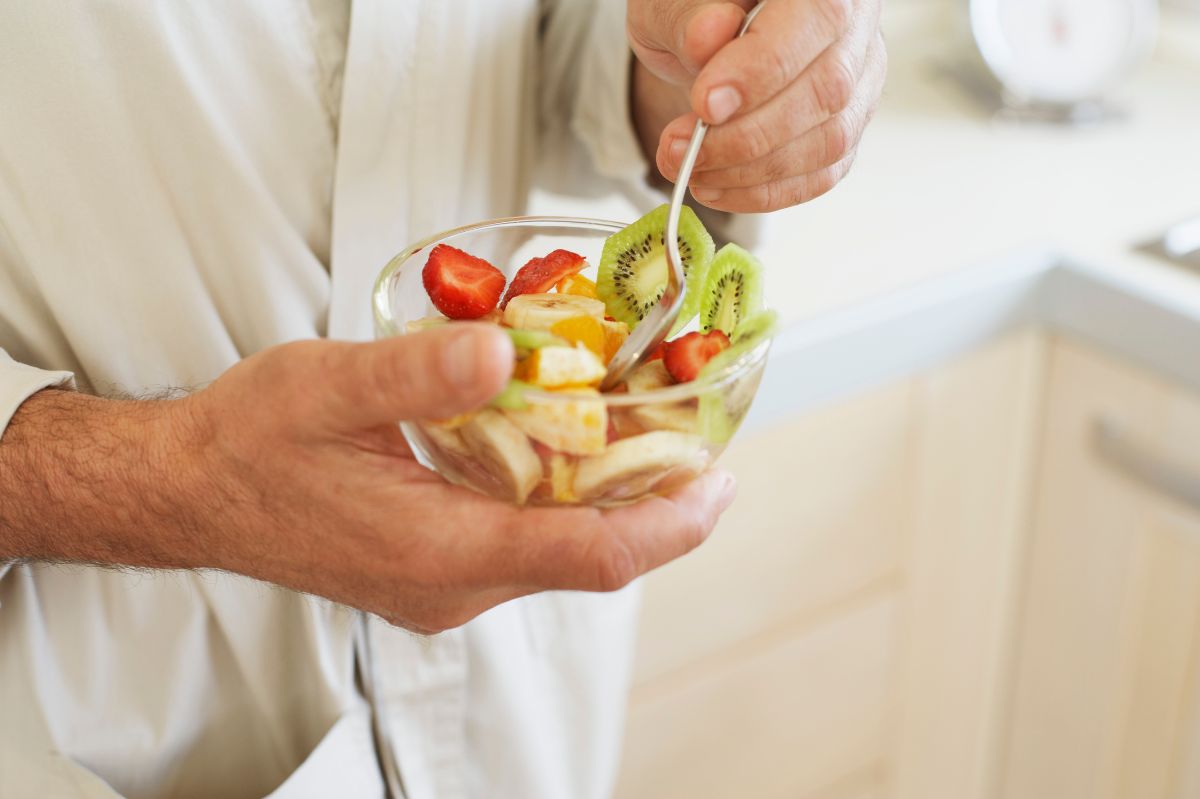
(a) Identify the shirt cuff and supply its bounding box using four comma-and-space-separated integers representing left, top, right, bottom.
569, 1, 649, 185
0, 355, 72, 584
0, 352, 74, 441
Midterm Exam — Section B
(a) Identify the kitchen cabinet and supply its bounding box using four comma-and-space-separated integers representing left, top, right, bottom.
999, 339, 1200, 799
616, 333, 1200, 799
616, 330, 1046, 798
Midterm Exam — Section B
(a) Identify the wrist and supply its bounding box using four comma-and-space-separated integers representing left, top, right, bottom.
0, 388, 214, 569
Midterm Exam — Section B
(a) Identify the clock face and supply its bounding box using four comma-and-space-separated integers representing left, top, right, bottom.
971, 0, 1157, 104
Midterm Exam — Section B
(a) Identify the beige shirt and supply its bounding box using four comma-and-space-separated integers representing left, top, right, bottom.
0, 2, 648, 796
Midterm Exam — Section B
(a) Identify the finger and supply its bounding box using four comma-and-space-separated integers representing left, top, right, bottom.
691, 148, 859, 212
505, 469, 739, 592
683, 38, 884, 187
322, 323, 514, 427
660, 7, 884, 176
677, 2, 753, 73
628, 1, 750, 84
689, 0, 853, 126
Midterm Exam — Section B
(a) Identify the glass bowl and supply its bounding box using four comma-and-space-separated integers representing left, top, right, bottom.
373, 216, 771, 507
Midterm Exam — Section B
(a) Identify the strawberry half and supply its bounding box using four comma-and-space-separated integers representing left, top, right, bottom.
501, 249, 586, 308
422, 244, 506, 320
662, 330, 731, 383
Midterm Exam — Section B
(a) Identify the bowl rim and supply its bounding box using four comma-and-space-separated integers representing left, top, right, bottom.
372, 214, 772, 407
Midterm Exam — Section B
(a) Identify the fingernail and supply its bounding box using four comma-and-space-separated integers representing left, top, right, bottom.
667, 138, 688, 167
706, 86, 742, 125
443, 329, 482, 390
691, 186, 723, 203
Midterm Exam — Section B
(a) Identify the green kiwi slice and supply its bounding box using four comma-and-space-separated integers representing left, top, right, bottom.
699, 244, 763, 336
489, 379, 536, 411
731, 308, 779, 346
506, 328, 568, 353
597, 204, 715, 330
696, 310, 777, 443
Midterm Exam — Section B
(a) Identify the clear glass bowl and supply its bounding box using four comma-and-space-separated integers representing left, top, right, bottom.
373, 216, 771, 507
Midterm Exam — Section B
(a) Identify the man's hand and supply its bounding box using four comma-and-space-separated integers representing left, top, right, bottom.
628, 0, 886, 213
0, 325, 735, 634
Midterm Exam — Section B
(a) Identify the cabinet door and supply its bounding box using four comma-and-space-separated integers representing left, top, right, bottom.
1000, 338, 1200, 799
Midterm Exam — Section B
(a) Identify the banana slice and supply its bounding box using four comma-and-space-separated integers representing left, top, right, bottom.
460, 410, 543, 504
624, 360, 673, 392
623, 361, 698, 433
574, 430, 708, 501
503, 293, 605, 331
517, 344, 606, 388
630, 403, 699, 434
405, 316, 449, 335
415, 421, 473, 459
504, 389, 608, 456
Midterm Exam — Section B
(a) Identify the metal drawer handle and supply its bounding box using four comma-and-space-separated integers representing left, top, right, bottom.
1092, 417, 1200, 512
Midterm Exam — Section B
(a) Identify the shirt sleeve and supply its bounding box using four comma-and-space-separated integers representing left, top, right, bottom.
536, 0, 651, 194
0, 349, 74, 440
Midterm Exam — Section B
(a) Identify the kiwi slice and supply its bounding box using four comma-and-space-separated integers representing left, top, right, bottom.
597, 204, 715, 331
731, 309, 779, 346
699, 244, 763, 336
696, 309, 777, 444
506, 328, 568, 353
489, 379, 536, 411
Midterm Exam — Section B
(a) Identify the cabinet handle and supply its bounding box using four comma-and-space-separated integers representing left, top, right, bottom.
1092, 418, 1200, 512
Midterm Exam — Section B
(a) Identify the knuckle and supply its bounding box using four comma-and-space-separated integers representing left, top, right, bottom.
821, 113, 853, 165
806, 168, 839, 202
681, 516, 709, 552
357, 353, 396, 414
763, 153, 791, 185
735, 115, 774, 163
762, 44, 798, 94
764, 182, 789, 212
735, 184, 772, 213
594, 538, 639, 592
813, 53, 856, 117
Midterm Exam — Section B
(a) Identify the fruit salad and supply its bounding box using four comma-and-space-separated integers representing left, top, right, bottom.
403, 205, 776, 506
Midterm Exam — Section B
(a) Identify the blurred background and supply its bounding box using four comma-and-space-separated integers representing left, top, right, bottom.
542, 1, 1200, 797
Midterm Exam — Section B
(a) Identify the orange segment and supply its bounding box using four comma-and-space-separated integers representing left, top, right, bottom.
555, 274, 600, 300
513, 351, 537, 382
549, 315, 606, 358
602, 319, 629, 364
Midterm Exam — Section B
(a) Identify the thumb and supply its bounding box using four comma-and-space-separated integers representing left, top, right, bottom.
324, 323, 513, 427
676, 2, 749, 74
630, 1, 747, 82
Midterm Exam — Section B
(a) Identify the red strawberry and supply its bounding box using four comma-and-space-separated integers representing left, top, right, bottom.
422, 244, 506, 320
644, 342, 666, 362
662, 330, 730, 383
501, 249, 586, 307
